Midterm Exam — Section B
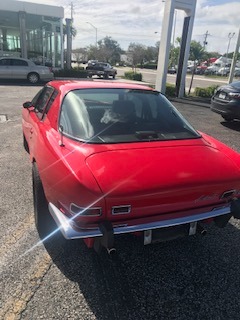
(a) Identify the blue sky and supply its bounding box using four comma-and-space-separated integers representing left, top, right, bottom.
17, 0, 240, 54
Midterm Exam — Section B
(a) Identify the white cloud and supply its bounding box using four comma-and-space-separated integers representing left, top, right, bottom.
16, 0, 240, 54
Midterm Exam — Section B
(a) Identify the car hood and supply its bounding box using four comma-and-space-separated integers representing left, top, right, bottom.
86, 143, 240, 197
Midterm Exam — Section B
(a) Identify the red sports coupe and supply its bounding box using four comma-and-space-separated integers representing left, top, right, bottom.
22, 80, 240, 254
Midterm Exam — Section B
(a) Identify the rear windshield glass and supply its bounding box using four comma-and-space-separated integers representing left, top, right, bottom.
231, 81, 240, 89
59, 88, 200, 143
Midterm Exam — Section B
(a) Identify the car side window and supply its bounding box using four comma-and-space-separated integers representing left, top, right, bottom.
33, 86, 55, 119
0, 59, 11, 66
42, 90, 58, 118
12, 59, 28, 66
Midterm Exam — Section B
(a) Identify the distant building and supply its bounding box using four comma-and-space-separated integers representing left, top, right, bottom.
0, 0, 64, 68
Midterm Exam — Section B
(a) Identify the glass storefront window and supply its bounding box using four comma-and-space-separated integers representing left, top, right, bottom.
0, 10, 63, 68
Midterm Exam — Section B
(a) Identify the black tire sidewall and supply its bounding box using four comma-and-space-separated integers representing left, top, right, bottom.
32, 162, 50, 237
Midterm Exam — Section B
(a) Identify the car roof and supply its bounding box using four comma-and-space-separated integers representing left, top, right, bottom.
47, 80, 154, 93
0, 57, 30, 62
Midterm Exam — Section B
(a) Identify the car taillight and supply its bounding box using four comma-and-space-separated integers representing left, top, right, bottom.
229, 92, 240, 99
70, 204, 102, 217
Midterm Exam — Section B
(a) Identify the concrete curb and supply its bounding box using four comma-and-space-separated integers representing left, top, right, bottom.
170, 97, 211, 108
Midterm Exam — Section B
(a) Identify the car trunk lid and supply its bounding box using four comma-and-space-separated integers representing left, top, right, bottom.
86, 142, 240, 220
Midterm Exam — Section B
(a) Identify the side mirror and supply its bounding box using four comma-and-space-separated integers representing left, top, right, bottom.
23, 101, 33, 109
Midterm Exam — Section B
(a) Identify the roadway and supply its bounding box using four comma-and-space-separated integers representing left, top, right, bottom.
116, 67, 230, 91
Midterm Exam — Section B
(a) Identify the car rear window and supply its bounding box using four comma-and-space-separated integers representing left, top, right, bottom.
59, 88, 200, 143
231, 81, 240, 89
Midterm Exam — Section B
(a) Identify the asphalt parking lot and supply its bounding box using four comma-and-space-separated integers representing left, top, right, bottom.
1, 82, 240, 320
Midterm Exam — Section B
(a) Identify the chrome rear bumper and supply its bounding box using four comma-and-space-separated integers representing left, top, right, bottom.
48, 202, 232, 240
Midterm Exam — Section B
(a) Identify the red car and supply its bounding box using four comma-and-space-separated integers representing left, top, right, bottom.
22, 80, 240, 254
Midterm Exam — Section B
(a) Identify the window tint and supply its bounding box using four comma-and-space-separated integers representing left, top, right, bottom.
232, 81, 240, 89
33, 86, 55, 118
12, 59, 28, 66
59, 88, 200, 143
43, 89, 58, 115
60, 92, 94, 139
0, 59, 11, 66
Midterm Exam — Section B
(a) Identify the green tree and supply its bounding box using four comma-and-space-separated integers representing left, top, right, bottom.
188, 40, 206, 95
86, 36, 123, 64
189, 40, 205, 62
87, 45, 100, 61
99, 36, 123, 64
127, 43, 147, 71
63, 24, 77, 38
145, 45, 159, 63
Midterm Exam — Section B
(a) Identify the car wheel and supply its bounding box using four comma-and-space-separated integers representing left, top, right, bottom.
27, 72, 39, 84
23, 134, 29, 153
104, 73, 109, 79
112, 74, 116, 79
222, 115, 234, 122
32, 162, 55, 239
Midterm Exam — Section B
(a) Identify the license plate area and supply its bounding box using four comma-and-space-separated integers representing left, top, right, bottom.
218, 93, 226, 99
144, 223, 197, 245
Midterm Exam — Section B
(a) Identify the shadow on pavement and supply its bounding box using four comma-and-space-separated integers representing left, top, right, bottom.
43, 222, 240, 320
221, 120, 240, 132
0, 79, 44, 87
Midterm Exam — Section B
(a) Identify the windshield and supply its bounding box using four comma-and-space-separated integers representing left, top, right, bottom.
59, 88, 200, 143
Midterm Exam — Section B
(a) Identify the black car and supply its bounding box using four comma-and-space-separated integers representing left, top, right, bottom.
167, 67, 177, 74
211, 81, 240, 121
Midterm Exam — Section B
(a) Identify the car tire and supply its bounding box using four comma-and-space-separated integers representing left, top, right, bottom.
222, 115, 234, 122
112, 74, 116, 79
23, 134, 29, 153
28, 72, 40, 84
104, 73, 109, 79
32, 162, 55, 239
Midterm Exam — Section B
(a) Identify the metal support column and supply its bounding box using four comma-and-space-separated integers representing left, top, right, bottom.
18, 11, 27, 59
66, 18, 72, 70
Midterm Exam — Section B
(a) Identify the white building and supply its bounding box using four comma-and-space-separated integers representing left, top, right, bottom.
0, 0, 64, 68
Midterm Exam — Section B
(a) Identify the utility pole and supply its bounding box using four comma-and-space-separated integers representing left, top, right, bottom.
228, 27, 240, 83
203, 30, 209, 50
226, 32, 235, 61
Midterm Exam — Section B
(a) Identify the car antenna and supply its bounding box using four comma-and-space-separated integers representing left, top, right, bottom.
59, 125, 65, 147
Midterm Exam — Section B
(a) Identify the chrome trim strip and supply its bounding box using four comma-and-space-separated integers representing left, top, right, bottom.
49, 202, 231, 240
70, 203, 102, 217
111, 205, 131, 215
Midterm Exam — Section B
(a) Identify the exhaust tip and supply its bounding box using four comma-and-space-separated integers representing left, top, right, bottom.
200, 229, 207, 236
197, 223, 207, 236
107, 247, 117, 255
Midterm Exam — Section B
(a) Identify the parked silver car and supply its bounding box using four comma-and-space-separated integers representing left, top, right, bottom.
0, 57, 54, 84
216, 67, 230, 76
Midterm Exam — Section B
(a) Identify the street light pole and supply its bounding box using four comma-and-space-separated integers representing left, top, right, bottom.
86, 22, 98, 47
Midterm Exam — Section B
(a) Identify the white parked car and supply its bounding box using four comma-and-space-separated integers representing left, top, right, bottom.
0, 57, 54, 84
216, 67, 230, 76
